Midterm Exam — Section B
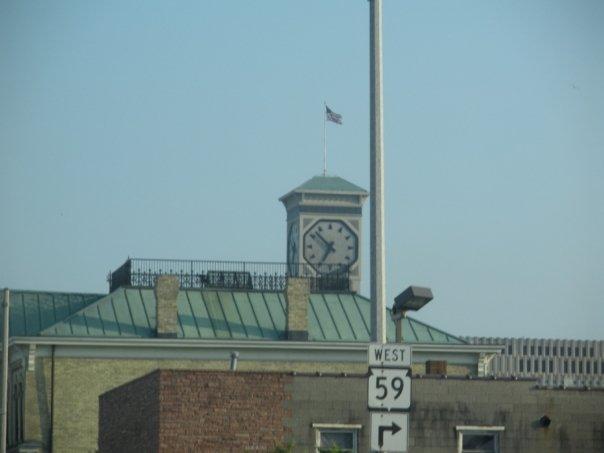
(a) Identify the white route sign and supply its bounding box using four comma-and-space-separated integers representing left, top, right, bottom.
368, 343, 412, 368
371, 412, 409, 452
368, 368, 411, 411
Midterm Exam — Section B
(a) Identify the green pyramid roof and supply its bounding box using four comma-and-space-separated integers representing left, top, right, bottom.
280, 176, 368, 202
0, 290, 104, 337
35, 287, 465, 344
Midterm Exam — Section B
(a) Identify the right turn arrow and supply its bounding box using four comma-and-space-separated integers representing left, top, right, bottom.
378, 421, 401, 447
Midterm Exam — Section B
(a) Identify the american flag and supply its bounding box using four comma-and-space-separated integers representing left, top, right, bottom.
325, 105, 342, 125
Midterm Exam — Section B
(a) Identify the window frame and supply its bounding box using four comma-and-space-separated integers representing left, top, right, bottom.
456, 425, 505, 453
313, 423, 361, 453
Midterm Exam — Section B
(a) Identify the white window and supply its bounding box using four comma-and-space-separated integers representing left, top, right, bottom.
456, 426, 504, 453
312, 423, 361, 453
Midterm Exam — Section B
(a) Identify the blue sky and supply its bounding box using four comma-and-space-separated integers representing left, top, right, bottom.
1, 0, 603, 339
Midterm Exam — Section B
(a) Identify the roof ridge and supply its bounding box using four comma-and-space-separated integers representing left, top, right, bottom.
39, 288, 125, 336
405, 315, 468, 344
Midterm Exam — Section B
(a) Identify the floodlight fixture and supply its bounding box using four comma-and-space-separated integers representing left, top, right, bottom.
391, 285, 434, 342
393, 286, 433, 317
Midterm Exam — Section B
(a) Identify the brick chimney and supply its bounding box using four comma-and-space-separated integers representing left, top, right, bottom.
285, 277, 310, 341
155, 275, 180, 338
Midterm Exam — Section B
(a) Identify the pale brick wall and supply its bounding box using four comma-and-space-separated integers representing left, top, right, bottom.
40, 357, 367, 452
154, 275, 179, 338
285, 277, 310, 341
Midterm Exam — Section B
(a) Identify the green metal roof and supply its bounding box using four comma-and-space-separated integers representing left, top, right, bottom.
38, 288, 465, 344
0, 290, 104, 337
290, 175, 368, 194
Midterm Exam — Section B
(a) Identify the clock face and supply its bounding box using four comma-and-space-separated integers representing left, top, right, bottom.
303, 219, 358, 271
287, 222, 299, 266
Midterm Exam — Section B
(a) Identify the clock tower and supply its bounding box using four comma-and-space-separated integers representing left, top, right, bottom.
279, 175, 368, 293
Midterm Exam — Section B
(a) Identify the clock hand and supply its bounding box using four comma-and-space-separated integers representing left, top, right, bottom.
315, 231, 331, 249
320, 241, 336, 263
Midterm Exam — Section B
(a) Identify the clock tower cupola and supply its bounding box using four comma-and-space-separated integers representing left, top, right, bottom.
279, 175, 368, 293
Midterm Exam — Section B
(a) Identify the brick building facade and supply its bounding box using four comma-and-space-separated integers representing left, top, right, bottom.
99, 369, 604, 453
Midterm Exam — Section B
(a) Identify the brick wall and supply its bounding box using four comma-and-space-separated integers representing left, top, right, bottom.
285, 277, 310, 340
158, 370, 293, 451
155, 275, 179, 338
48, 357, 367, 452
99, 370, 293, 453
98, 371, 159, 453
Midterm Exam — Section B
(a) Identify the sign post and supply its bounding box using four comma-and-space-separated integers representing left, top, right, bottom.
368, 343, 411, 452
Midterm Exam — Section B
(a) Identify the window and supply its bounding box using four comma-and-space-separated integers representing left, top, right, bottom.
541, 360, 546, 372
523, 346, 527, 355
538, 346, 542, 355
587, 362, 591, 374
583, 347, 587, 357
519, 360, 524, 372
575, 347, 579, 356
549, 360, 553, 373
313, 424, 360, 453
507, 345, 512, 355
8, 369, 24, 448
568, 347, 572, 356
571, 361, 576, 373
456, 426, 504, 453
579, 362, 583, 374
530, 346, 535, 355
590, 347, 594, 358
564, 361, 568, 373
527, 360, 531, 372
545, 346, 550, 355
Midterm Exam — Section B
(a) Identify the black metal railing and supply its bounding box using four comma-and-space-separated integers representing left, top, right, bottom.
108, 258, 350, 293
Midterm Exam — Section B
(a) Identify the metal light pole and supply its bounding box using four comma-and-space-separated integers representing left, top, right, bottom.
369, 0, 386, 343
1, 288, 10, 453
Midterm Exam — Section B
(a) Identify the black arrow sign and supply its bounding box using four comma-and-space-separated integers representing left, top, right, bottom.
378, 421, 401, 447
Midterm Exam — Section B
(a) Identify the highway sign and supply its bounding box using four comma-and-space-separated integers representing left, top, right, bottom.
368, 367, 411, 411
368, 343, 411, 368
370, 412, 409, 452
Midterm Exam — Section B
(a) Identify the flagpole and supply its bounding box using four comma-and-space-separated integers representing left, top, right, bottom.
323, 101, 327, 176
